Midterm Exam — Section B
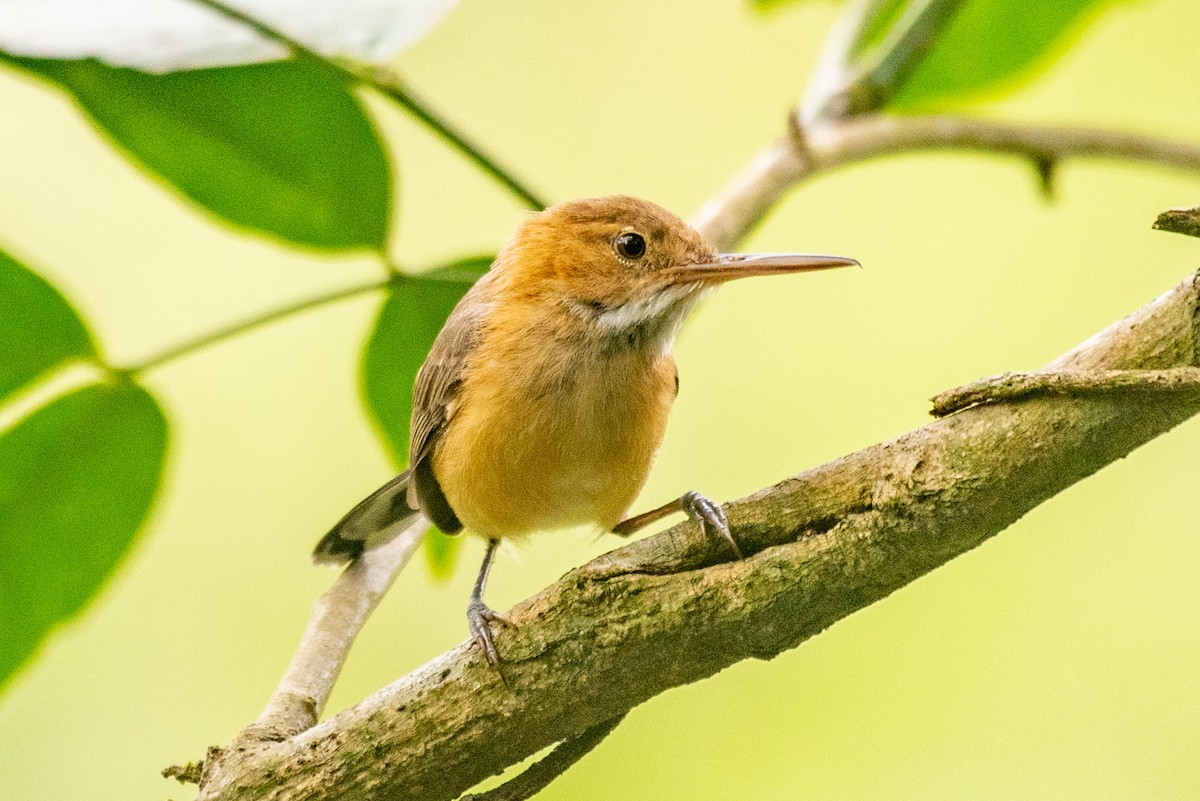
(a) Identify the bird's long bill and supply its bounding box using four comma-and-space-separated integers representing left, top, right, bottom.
666, 253, 859, 286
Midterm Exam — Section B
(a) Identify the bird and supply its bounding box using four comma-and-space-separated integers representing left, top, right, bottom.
313, 195, 856, 665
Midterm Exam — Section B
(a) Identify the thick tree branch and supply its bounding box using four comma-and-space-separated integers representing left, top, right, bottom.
693, 113, 1200, 250
193, 268, 1200, 801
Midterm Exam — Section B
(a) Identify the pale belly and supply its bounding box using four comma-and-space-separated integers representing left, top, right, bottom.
432, 349, 676, 540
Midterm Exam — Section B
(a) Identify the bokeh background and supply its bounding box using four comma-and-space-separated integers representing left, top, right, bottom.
2, 1, 1200, 799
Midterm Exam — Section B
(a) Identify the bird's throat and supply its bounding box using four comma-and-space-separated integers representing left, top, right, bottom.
570, 284, 706, 354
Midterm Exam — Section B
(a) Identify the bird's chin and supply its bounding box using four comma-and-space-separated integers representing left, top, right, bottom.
590, 284, 703, 333
566, 284, 707, 353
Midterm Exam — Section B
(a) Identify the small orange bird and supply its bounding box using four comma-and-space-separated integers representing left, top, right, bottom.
315, 196, 856, 664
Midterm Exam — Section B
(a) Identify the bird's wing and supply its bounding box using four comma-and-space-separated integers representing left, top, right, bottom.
313, 286, 491, 562
312, 469, 417, 565
406, 296, 491, 534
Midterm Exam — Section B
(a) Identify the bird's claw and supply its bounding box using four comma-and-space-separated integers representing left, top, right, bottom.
680, 490, 743, 559
467, 598, 510, 667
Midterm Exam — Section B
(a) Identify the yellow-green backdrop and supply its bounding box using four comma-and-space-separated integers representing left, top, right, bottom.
1, 1, 1199, 799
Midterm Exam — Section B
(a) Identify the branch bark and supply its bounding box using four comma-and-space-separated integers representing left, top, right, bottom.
240, 519, 429, 742
193, 268, 1200, 801
693, 113, 1200, 249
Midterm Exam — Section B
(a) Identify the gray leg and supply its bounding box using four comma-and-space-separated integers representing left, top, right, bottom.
613, 490, 743, 559
467, 538, 508, 666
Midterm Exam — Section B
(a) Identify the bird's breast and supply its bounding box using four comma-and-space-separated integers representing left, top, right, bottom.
432, 321, 676, 540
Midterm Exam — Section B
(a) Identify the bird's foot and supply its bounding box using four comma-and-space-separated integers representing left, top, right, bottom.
467, 598, 511, 667
680, 490, 743, 559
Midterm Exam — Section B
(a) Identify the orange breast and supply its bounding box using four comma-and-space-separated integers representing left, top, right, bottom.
432, 311, 676, 540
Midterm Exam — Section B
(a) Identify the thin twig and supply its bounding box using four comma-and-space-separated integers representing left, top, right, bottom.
186, 0, 547, 211
805, 0, 968, 120
930, 367, 1200, 417
460, 714, 628, 801
848, 0, 968, 113
800, 0, 890, 123
693, 113, 1200, 249
241, 517, 430, 743
1155, 205, 1200, 238
120, 276, 392, 376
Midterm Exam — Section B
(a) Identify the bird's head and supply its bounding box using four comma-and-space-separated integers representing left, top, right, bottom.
496, 195, 857, 346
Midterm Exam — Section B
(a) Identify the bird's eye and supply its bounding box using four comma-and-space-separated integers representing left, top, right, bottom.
613, 232, 646, 260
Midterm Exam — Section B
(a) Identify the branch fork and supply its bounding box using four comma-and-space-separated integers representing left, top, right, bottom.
174, 3, 1200, 799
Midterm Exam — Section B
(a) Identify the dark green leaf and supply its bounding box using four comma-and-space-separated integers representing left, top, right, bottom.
362, 256, 491, 466
0, 381, 168, 691
885, 0, 1120, 110
8, 58, 391, 251
361, 255, 492, 577
0, 247, 97, 405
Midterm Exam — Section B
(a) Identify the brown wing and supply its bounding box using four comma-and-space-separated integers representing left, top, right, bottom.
406, 294, 490, 534
312, 469, 417, 565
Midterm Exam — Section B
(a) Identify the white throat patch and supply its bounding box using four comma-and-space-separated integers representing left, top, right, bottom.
569, 284, 710, 353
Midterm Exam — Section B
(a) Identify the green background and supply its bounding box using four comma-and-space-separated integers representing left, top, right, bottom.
2, 0, 1199, 799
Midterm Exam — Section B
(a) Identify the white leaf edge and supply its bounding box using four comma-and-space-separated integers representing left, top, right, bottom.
0, 0, 457, 73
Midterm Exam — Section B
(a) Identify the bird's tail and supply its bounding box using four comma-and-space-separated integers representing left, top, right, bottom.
312, 469, 421, 565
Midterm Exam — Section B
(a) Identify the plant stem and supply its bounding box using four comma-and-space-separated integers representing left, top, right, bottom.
187, 0, 547, 211
809, 0, 968, 120
120, 276, 392, 376
801, 0, 890, 123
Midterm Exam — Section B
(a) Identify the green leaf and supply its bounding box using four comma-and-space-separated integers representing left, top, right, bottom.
423, 529, 462, 579
8, 58, 391, 251
361, 255, 492, 578
362, 256, 491, 466
0, 247, 97, 405
884, 0, 1122, 110
0, 381, 168, 691
750, 0, 834, 10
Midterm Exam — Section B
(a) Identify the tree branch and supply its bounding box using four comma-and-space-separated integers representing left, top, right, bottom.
1155, 205, 1200, 238
192, 265, 1200, 801
246, 519, 429, 741
693, 113, 1200, 250
459, 714, 627, 801
930, 367, 1200, 417
169, 519, 429, 785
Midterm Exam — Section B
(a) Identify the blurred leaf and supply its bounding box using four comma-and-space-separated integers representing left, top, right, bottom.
855, 0, 910, 52
0, 247, 97, 405
750, 0, 839, 11
9, 58, 391, 251
362, 256, 491, 465
0, 0, 458, 73
362, 255, 492, 577
0, 381, 168, 692
884, 0, 1125, 110
424, 529, 461, 578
